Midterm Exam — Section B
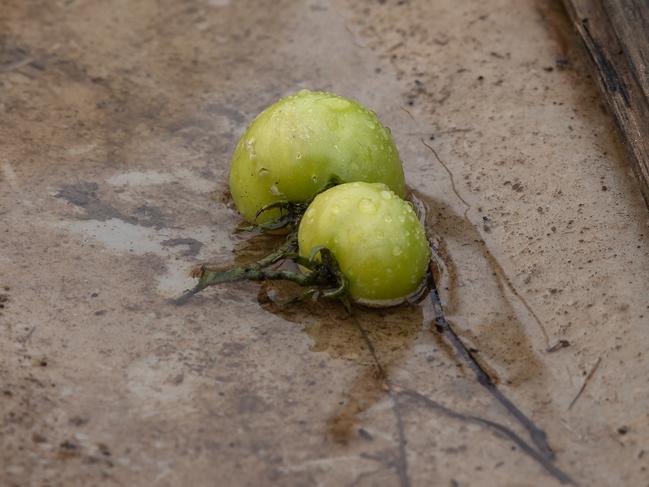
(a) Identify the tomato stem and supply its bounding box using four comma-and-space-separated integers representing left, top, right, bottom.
174, 233, 349, 306
176, 178, 353, 306
236, 177, 343, 233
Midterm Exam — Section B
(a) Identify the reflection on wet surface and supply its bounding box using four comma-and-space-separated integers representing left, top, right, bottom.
259, 288, 422, 444
412, 189, 548, 389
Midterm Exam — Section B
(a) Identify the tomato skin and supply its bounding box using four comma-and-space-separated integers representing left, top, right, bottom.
298, 182, 430, 305
229, 90, 405, 223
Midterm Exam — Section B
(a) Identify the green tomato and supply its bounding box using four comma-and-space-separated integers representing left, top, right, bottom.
229, 90, 405, 223
298, 182, 430, 306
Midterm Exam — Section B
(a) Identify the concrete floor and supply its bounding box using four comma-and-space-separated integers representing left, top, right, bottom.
1, 0, 649, 486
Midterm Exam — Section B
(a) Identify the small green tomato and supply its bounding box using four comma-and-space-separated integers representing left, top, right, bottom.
298, 182, 430, 306
229, 90, 405, 223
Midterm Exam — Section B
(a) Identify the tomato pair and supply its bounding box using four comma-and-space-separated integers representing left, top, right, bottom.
228, 90, 430, 305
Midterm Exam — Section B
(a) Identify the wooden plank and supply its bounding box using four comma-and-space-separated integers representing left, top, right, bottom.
562, 0, 649, 208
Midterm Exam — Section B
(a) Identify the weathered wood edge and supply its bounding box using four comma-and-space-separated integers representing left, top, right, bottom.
561, 0, 649, 209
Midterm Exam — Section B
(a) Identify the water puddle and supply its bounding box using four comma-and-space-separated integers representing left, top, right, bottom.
258, 289, 422, 444
221, 185, 551, 447
412, 189, 548, 389
55, 217, 233, 296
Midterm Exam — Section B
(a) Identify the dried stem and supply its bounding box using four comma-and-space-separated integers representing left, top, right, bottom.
427, 276, 557, 461
174, 233, 349, 306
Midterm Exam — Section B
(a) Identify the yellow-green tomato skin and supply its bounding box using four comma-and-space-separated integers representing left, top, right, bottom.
229, 90, 406, 223
298, 182, 430, 304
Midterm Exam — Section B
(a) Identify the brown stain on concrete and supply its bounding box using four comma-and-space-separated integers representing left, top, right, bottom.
258, 286, 422, 444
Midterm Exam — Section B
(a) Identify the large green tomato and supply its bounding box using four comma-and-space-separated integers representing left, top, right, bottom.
229, 90, 405, 223
298, 182, 430, 305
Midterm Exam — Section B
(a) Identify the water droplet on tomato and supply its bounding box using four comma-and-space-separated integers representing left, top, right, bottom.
358, 198, 376, 214
246, 138, 256, 159
322, 97, 350, 110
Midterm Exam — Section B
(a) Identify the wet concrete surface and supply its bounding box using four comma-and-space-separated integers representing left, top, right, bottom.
1, 0, 649, 486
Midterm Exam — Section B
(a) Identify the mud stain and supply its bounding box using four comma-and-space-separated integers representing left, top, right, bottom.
0, 291, 9, 316
161, 238, 204, 257
258, 285, 422, 445
55, 181, 170, 229
228, 232, 289, 268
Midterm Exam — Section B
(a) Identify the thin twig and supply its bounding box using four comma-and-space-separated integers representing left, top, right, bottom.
351, 316, 411, 487
352, 305, 576, 486
415, 146, 551, 347
400, 106, 416, 121
420, 138, 471, 216
21, 326, 36, 345
174, 235, 298, 305
428, 281, 555, 461
0, 57, 34, 73
397, 387, 576, 485
568, 357, 602, 410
